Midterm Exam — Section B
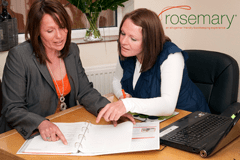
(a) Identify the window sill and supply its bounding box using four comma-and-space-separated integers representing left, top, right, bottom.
0, 36, 119, 53
72, 35, 118, 44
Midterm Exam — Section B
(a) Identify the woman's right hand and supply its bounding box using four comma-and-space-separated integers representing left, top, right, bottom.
38, 120, 68, 145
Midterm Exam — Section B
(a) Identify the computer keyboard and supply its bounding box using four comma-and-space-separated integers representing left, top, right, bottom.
168, 114, 231, 145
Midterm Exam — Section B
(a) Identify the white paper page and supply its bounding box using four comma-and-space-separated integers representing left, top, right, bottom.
79, 121, 133, 153
23, 122, 86, 154
74, 121, 160, 156
129, 121, 160, 151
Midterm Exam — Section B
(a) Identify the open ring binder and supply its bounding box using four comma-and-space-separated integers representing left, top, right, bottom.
17, 121, 160, 156
76, 121, 91, 153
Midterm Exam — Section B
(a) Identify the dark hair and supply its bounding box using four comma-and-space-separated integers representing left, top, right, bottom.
118, 8, 171, 72
25, 0, 71, 64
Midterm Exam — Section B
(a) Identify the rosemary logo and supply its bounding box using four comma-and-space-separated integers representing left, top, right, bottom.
159, 5, 237, 29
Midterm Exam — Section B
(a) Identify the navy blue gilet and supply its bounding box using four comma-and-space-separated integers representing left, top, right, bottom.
120, 41, 210, 113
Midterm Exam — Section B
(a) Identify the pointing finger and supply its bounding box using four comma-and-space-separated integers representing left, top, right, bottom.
56, 130, 68, 145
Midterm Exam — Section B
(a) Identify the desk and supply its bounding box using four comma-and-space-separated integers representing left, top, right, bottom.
0, 93, 239, 160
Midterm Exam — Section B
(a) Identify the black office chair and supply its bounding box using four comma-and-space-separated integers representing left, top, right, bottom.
184, 50, 240, 116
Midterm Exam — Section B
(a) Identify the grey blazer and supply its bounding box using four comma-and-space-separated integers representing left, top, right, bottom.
0, 41, 110, 139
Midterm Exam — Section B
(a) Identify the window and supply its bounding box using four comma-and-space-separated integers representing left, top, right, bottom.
5, 0, 123, 42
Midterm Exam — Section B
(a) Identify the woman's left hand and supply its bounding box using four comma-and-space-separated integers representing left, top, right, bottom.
96, 100, 127, 123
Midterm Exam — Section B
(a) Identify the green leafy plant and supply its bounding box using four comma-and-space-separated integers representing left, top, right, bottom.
67, 0, 128, 40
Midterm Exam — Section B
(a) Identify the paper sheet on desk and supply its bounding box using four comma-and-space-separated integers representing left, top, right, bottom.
130, 122, 160, 152
71, 122, 160, 156
79, 123, 133, 153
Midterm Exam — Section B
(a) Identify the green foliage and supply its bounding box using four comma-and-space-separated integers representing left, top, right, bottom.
67, 0, 128, 40
67, 0, 128, 14
129, 112, 176, 120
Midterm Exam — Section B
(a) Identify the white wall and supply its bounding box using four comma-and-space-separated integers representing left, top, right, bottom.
78, 42, 118, 67
134, 0, 240, 68
0, 52, 8, 79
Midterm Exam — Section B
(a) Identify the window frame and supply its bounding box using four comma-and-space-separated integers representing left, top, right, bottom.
17, 7, 123, 43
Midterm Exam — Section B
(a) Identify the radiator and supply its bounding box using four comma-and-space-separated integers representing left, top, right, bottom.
85, 64, 116, 95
